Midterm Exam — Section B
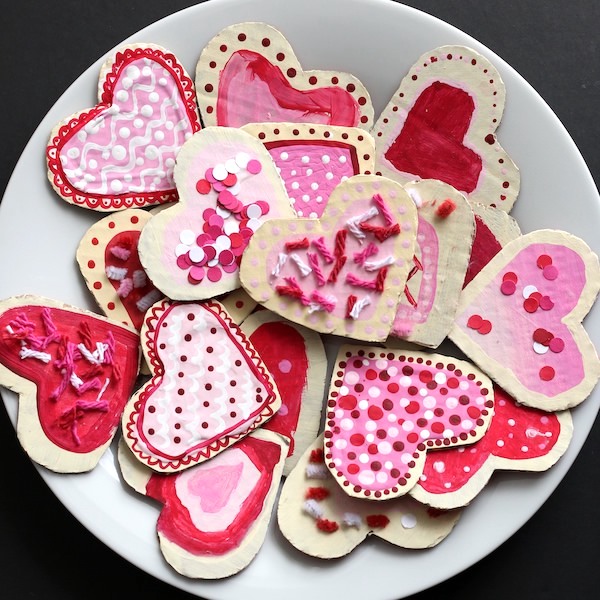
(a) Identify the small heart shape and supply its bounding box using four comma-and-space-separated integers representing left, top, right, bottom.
373, 45, 520, 210
47, 45, 201, 211
241, 175, 417, 341
196, 22, 373, 130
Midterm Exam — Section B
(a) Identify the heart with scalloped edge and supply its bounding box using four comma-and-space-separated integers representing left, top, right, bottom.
47, 44, 201, 212
373, 45, 520, 210
450, 230, 600, 411
196, 22, 373, 130
240, 175, 418, 342
0, 296, 140, 473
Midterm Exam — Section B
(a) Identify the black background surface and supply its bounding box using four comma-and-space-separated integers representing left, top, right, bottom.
1, 1, 599, 599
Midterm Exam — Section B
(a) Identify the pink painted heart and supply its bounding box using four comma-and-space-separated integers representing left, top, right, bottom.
323, 346, 494, 500
450, 231, 600, 411
122, 299, 281, 472
240, 175, 418, 342
411, 384, 572, 508
47, 45, 201, 211
243, 123, 375, 218
0, 297, 140, 472
77, 209, 163, 331
373, 45, 520, 210
196, 22, 373, 130
138, 127, 296, 301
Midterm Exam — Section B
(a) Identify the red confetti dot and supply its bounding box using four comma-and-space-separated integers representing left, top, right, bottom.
223, 172, 237, 187
549, 337, 565, 353
543, 265, 559, 280
500, 280, 516, 295
478, 320, 492, 335
405, 401, 420, 414
195, 179, 211, 194
539, 366, 555, 381
523, 297, 539, 313
533, 328, 553, 345
502, 271, 518, 284
207, 266, 222, 282
537, 254, 552, 269
467, 314, 483, 329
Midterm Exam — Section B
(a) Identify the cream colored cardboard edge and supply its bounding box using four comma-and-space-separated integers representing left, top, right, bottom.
373, 45, 520, 211
410, 409, 573, 509
239, 310, 327, 475
0, 295, 140, 473
471, 202, 521, 246
277, 434, 461, 559
195, 22, 374, 130
449, 230, 600, 411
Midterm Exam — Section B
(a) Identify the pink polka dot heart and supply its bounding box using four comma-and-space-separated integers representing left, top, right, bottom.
324, 346, 494, 500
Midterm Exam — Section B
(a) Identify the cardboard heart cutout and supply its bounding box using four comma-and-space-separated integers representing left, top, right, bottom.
240, 175, 418, 342
47, 44, 201, 211
450, 230, 600, 411
372, 45, 520, 211
0, 296, 140, 473
121, 299, 281, 472
277, 434, 461, 559
139, 126, 296, 300
196, 22, 373, 130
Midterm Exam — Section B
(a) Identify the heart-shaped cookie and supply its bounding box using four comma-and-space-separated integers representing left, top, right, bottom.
77, 208, 163, 331
372, 45, 520, 210
195, 22, 373, 130
390, 179, 475, 347
241, 310, 326, 475
121, 299, 280, 472
47, 44, 201, 211
139, 126, 296, 300
243, 123, 375, 218
0, 295, 140, 473
118, 429, 287, 579
240, 175, 417, 341
277, 434, 461, 559
323, 346, 494, 500
450, 230, 600, 411
410, 384, 573, 509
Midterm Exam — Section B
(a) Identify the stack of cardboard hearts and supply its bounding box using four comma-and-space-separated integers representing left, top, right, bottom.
0, 22, 597, 578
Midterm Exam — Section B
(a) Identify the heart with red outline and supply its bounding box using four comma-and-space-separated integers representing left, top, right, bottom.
240, 175, 418, 342
450, 230, 600, 411
122, 299, 281, 473
411, 384, 573, 508
373, 45, 520, 210
196, 22, 373, 130
0, 296, 140, 473
323, 346, 494, 500
47, 44, 201, 212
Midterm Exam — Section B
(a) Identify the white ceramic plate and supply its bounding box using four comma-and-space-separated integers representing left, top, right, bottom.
1, 0, 599, 598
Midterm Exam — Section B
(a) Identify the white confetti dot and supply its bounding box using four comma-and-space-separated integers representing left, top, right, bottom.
175, 244, 190, 257
358, 399, 369, 410
401, 420, 414, 432
110, 179, 123, 192
119, 127, 131, 139
134, 118, 144, 129
112, 145, 127, 161
533, 342, 549, 354
235, 152, 250, 169
189, 247, 205, 263
401, 514, 417, 529
179, 230, 196, 245
246, 204, 262, 219
213, 164, 228, 181
434, 372, 447, 384
154, 130, 165, 142
378, 441, 392, 454
145, 146, 158, 160
359, 453, 369, 464
523, 284, 538, 298
365, 420, 377, 432
225, 158, 240, 174
215, 235, 232, 250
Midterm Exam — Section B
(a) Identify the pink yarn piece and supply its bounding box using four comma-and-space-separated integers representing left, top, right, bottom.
307, 252, 327, 286
353, 242, 378, 265
312, 236, 335, 263
372, 193, 395, 226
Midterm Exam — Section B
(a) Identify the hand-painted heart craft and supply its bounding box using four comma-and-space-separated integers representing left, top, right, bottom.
0, 296, 140, 473
450, 230, 600, 411
47, 44, 201, 211
121, 299, 281, 472
196, 22, 374, 130
240, 175, 418, 342
139, 126, 296, 301
372, 45, 520, 210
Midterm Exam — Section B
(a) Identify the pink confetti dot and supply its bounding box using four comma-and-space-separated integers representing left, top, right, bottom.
213, 181, 226, 192
203, 245, 217, 261
205, 168, 216, 183
500, 280, 516, 295
207, 266, 223, 282
223, 172, 237, 187
188, 266, 205, 283
549, 337, 565, 353
256, 200, 270, 215
202, 208, 216, 221
543, 265, 558, 280
246, 159, 262, 174
208, 214, 224, 228
176, 253, 192, 269
539, 295, 554, 310
196, 233, 212, 246
219, 249, 235, 266
223, 262, 239, 273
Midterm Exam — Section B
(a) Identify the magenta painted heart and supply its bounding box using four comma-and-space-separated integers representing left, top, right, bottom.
122, 299, 281, 472
240, 175, 418, 342
47, 45, 201, 211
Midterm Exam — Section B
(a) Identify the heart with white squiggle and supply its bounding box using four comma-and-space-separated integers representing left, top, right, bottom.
47, 44, 201, 211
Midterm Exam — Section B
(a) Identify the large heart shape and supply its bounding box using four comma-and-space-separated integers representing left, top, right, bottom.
450, 230, 600, 411
121, 299, 281, 472
411, 384, 573, 508
240, 175, 418, 341
118, 429, 286, 579
277, 434, 461, 559
243, 123, 375, 218
241, 310, 326, 475
195, 22, 373, 130
77, 208, 163, 331
389, 179, 475, 348
47, 44, 201, 211
0, 296, 140, 472
139, 126, 296, 301
323, 346, 494, 500
372, 45, 520, 210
